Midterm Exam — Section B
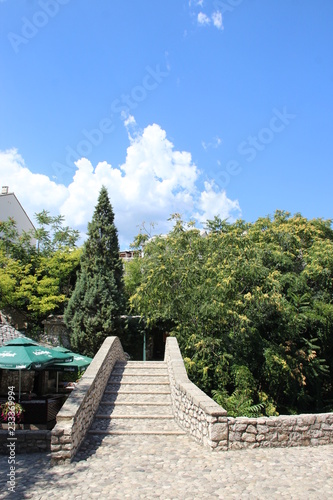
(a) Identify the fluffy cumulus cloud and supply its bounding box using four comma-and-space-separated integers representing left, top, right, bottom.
0, 123, 240, 248
197, 12, 211, 26
193, 181, 241, 223
0, 148, 68, 217
212, 11, 223, 29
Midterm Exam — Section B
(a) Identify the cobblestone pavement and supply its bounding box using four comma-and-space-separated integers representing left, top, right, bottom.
0, 435, 332, 499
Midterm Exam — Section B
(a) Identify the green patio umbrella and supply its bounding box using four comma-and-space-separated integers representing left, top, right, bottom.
49, 347, 93, 373
47, 347, 93, 392
0, 337, 73, 401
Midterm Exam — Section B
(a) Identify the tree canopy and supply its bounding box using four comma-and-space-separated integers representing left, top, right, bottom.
0, 211, 81, 329
64, 186, 126, 357
129, 212, 333, 416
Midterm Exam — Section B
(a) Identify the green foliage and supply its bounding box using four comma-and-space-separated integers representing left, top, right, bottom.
0, 211, 81, 328
118, 316, 147, 360
34, 210, 80, 254
212, 389, 267, 418
64, 186, 126, 357
124, 256, 143, 304
129, 211, 333, 415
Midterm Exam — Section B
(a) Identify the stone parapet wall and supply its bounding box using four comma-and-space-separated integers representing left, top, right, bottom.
165, 337, 333, 452
228, 413, 333, 450
0, 429, 51, 454
41, 314, 71, 348
165, 337, 228, 450
51, 336, 126, 465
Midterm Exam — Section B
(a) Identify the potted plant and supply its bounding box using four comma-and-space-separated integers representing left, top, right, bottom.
0, 401, 25, 428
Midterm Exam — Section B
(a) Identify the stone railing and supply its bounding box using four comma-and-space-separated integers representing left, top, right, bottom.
51, 336, 126, 465
165, 337, 228, 450
165, 337, 333, 451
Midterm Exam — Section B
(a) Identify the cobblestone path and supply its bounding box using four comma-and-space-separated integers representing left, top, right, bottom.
0, 437, 332, 499
1, 361, 332, 499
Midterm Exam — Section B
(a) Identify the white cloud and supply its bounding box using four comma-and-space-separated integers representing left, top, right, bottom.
212, 11, 223, 30
0, 148, 68, 219
202, 136, 222, 150
0, 123, 240, 248
195, 8, 223, 30
197, 12, 210, 26
194, 180, 241, 223
189, 0, 204, 6
121, 112, 136, 128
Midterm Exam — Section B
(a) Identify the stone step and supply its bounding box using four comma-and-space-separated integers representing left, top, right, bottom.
86, 359, 183, 438
99, 401, 171, 406
88, 429, 186, 436
105, 384, 171, 393
95, 414, 173, 420
89, 417, 182, 433
126, 361, 168, 366
112, 373, 168, 377
107, 381, 169, 388
115, 361, 167, 368
112, 368, 168, 374
98, 402, 173, 416
109, 375, 169, 383
113, 363, 168, 369
102, 392, 172, 404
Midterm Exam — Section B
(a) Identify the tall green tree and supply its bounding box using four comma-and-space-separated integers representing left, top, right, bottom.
130, 212, 333, 415
64, 186, 126, 356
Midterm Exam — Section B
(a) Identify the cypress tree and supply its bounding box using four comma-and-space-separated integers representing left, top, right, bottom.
64, 186, 125, 356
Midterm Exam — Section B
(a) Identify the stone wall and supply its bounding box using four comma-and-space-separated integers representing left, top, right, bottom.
0, 429, 51, 454
165, 337, 228, 450
228, 413, 333, 450
51, 336, 126, 465
41, 315, 71, 348
165, 337, 333, 452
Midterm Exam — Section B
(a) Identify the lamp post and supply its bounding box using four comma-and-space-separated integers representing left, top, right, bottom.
143, 331, 146, 361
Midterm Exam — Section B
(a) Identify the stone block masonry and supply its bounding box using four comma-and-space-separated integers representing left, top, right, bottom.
228, 413, 333, 450
165, 337, 333, 451
165, 337, 228, 450
0, 429, 51, 454
50, 336, 332, 462
51, 336, 126, 465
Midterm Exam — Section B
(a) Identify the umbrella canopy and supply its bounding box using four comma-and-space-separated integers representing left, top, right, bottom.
0, 337, 74, 401
48, 346, 92, 373
0, 337, 73, 370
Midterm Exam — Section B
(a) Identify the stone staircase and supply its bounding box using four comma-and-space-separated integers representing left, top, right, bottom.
88, 361, 186, 437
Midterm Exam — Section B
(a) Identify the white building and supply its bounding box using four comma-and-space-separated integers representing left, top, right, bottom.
0, 186, 36, 246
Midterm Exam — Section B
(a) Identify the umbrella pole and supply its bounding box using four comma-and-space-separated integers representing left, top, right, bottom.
56, 372, 59, 393
19, 370, 21, 403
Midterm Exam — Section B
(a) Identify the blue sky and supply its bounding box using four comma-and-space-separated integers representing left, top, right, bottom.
0, 0, 332, 248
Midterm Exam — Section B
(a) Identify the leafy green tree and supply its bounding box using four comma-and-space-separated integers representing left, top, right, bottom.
124, 257, 143, 304
0, 212, 81, 328
130, 211, 333, 415
0, 210, 80, 259
34, 210, 80, 254
64, 186, 126, 357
